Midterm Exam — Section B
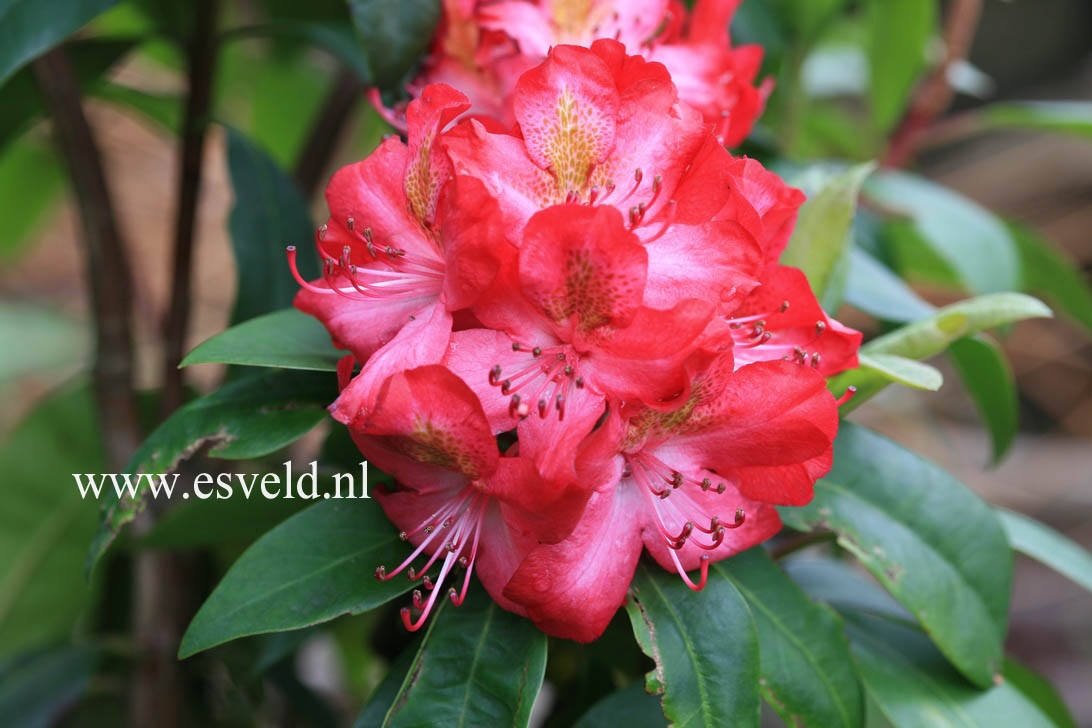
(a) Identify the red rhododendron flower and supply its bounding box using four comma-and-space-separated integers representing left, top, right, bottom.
398, 0, 771, 146
292, 40, 861, 641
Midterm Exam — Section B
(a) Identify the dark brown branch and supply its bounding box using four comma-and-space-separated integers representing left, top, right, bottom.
161, 0, 221, 417
31, 48, 141, 471
293, 66, 363, 200
883, 0, 983, 168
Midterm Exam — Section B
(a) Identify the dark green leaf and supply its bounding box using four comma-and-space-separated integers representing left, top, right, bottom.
0, 386, 103, 655
720, 549, 862, 728
865, 0, 935, 131
980, 101, 1092, 140
844, 246, 936, 323
181, 308, 342, 371
572, 681, 667, 728
228, 21, 371, 82
1002, 658, 1078, 728
844, 611, 1054, 728
997, 508, 1092, 595
782, 163, 875, 310
948, 335, 1017, 463
626, 562, 760, 728
354, 643, 418, 728
1009, 221, 1092, 332
179, 499, 411, 657
0, 646, 99, 728
347, 0, 440, 92
778, 423, 1011, 687
865, 171, 1021, 294
380, 585, 547, 728
0, 0, 121, 86
87, 370, 333, 574
0, 37, 137, 150
225, 127, 318, 324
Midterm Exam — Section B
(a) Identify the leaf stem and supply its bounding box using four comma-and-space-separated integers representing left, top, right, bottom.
161, 0, 221, 417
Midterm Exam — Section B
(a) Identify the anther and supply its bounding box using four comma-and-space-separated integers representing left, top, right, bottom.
532, 346, 542, 357
575, 376, 585, 388
347, 216, 354, 230
653, 174, 662, 193
489, 365, 502, 385
780, 300, 790, 312
512, 342, 521, 352
811, 353, 821, 369
374, 565, 387, 580
538, 398, 548, 417
399, 530, 408, 541
815, 321, 826, 336
422, 575, 434, 589
501, 379, 512, 394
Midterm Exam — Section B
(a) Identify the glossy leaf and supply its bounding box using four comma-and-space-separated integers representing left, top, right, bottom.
626, 562, 760, 728
845, 611, 1054, 728
0, 0, 120, 86
0, 386, 103, 656
380, 585, 547, 727
781, 162, 875, 309
866, 0, 935, 131
779, 423, 1011, 687
830, 293, 1050, 411
181, 308, 342, 371
348, 0, 440, 92
844, 246, 936, 323
179, 499, 411, 657
865, 171, 1021, 294
354, 643, 418, 728
719, 549, 863, 728
998, 508, 1092, 595
225, 127, 318, 324
573, 681, 667, 728
87, 370, 333, 573
0, 646, 99, 728
138, 487, 311, 550
948, 335, 1017, 463
980, 101, 1092, 140
1009, 221, 1092, 332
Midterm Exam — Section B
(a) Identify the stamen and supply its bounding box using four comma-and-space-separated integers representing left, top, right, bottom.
834, 386, 858, 407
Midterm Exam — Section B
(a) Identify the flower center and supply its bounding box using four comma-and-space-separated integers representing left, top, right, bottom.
727, 301, 830, 370
374, 486, 487, 631
489, 341, 586, 421
625, 450, 746, 591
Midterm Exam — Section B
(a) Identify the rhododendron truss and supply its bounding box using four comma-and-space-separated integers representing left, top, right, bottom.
292, 43, 861, 641
382, 0, 771, 147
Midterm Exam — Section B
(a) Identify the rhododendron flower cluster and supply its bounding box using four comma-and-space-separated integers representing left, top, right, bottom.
374, 0, 772, 148
292, 40, 861, 641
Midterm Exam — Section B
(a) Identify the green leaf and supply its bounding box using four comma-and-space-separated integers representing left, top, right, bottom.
980, 101, 1092, 140
354, 643, 419, 728
997, 508, 1092, 595
0, 646, 99, 728
88, 81, 180, 132
770, 0, 850, 43
844, 611, 1054, 728
572, 681, 667, 728
1009, 221, 1092, 332
87, 370, 333, 573
948, 335, 1017, 463
225, 127, 318, 324
182, 308, 342, 371
626, 562, 760, 728
0, 37, 137, 151
829, 351, 942, 407
844, 246, 936, 323
720, 549, 863, 728
0, 0, 121, 86
179, 499, 412, 658
829, 293, 1050, 411
0, 139, 63, 259
865, 171, 1021, 294
348, 0, 440, 92
865, 0, 935, 131
380, 585, 547, 728
781, 162, 875, 308
778, 423, 1012, 687
1002, 658, 1078, 728
227, 21, 372, 83
0, 386, 103, 656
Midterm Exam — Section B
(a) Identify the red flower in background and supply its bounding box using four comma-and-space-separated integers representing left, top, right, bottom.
292, 41, 861, 640
396, 0, 771, 147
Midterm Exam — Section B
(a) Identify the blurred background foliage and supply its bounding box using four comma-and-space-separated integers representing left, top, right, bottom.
0, 0, 1090, 726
